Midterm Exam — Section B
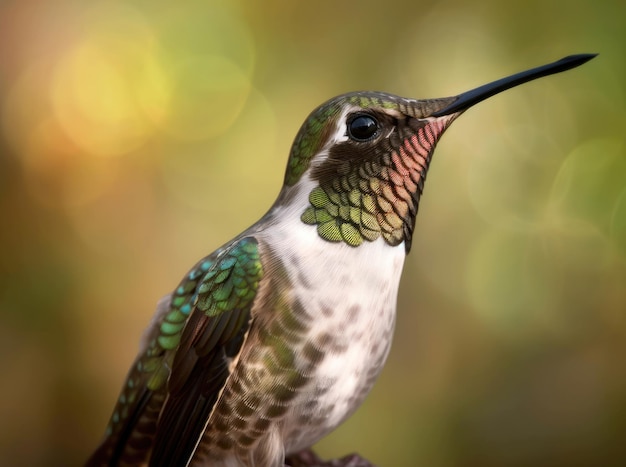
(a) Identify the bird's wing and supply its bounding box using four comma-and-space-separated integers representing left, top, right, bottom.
86, 236, 263, 467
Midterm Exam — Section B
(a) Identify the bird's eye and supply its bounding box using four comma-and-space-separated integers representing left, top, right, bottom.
347, 114, 379, 142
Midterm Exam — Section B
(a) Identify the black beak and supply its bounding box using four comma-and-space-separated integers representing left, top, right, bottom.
432, 54, 597, 117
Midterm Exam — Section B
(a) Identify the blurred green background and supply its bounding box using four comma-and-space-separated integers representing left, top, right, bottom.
1, 0, 625, 465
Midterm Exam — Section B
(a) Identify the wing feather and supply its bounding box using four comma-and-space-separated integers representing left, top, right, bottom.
86, 237, 263, 467
149, 237, 263, 466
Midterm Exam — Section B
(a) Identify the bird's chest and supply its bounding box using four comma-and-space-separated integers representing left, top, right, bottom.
194, 231, 406, 465
275, 239, 406, 451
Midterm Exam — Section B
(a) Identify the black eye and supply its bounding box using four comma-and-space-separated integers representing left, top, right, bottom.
347, 114, 379, 142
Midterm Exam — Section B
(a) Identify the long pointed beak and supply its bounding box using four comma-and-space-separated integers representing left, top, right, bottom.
432, 54, 597, 117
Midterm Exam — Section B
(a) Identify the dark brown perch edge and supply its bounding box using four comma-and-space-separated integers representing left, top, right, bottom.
286, 449, 376, 467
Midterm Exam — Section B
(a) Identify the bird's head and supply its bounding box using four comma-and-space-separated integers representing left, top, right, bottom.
280, 54, 596, 252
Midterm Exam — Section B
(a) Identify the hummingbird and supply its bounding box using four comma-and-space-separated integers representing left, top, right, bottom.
87, 54, 595, 467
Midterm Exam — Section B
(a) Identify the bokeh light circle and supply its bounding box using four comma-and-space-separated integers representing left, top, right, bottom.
158, 55, 252, 141
50, 3, 166, 157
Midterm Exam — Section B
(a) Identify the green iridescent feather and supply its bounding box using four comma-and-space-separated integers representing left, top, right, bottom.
285, 102, 342, 186
149, 236, 263, 466
88, 237, 263, 466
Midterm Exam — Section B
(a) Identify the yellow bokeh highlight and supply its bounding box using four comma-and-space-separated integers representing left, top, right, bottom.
52, 44, 145, 156
51, 4, 167, 157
